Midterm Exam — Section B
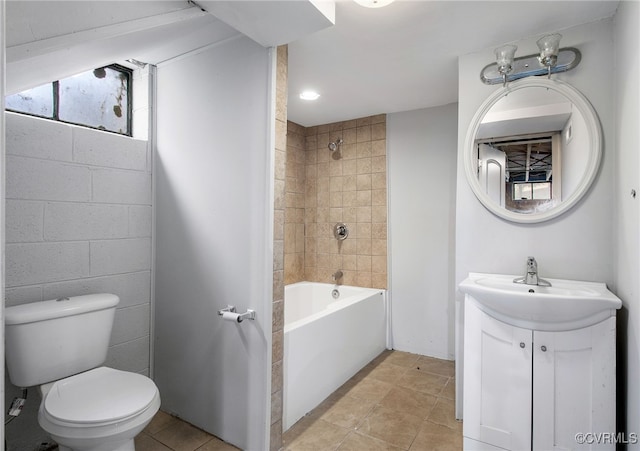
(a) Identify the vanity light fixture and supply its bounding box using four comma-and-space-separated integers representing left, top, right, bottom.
480, 33, 581, 85
299, 90, 320, 101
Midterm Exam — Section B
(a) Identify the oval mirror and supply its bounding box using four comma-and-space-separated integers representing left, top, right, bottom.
464, 78, 601, 223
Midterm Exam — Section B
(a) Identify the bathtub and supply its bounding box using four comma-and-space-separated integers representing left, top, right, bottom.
283, 282, 387, 430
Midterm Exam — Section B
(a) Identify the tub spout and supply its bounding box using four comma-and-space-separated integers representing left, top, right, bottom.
332, 270, 343, 282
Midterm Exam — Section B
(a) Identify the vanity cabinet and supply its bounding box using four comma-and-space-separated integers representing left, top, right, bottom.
463, 296, 616, 450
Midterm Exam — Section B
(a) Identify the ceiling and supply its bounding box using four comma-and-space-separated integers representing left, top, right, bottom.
286, 0, 619, 127
5, 0, 619, 127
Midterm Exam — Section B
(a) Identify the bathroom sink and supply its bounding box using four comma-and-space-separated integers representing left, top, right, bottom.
459, 273, 622, 330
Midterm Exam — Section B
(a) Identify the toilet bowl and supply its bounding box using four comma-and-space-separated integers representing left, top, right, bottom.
38, 367, 160, 451
4, 294, 161, 450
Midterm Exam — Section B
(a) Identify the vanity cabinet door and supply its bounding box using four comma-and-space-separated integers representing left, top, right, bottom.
464, 299, 533, 450
533, 318, 616, 451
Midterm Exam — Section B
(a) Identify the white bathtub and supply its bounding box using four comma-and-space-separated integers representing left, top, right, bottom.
283, 282, 387, 430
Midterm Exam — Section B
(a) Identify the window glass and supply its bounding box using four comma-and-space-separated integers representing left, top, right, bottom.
532, 182, 552, 200
514, 183, 532, 200
5, 65, 131, 136
59, 67, 130, 134
513, 182, 552, 200
6, 83, 54, 117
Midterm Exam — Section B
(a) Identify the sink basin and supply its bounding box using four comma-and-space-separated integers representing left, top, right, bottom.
459, 273, 622, 330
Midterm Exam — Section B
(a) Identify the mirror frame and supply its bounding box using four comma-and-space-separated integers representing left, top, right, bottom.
463, 78, 602, 223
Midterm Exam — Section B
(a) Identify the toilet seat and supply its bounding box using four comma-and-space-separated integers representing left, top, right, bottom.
42, 367, 158, 426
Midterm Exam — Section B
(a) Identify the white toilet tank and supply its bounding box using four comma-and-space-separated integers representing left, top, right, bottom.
5, 293, 119, 387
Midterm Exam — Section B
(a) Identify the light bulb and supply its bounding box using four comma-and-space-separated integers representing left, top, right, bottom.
537, 33, 562, 68
494, 44, 518, 75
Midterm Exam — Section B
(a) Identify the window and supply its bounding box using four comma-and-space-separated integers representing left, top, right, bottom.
482, 132, 559, 209
6, 65, 132, 136
513, 182, 552, 200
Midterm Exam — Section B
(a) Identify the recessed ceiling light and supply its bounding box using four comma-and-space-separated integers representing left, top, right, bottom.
300, 90, 320, 101
353, 0, 395, 8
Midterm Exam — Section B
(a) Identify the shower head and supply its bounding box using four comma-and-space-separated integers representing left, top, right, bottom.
328, 138, 343, 152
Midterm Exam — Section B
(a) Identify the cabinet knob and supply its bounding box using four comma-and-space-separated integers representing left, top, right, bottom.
520, 342, 525, 348
541, 345, 547, 352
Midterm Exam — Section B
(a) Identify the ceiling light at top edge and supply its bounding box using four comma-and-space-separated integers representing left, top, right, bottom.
353, 0, 395, 8
300, 90, 320, 101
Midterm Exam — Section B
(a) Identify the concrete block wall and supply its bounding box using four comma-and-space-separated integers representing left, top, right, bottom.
4, 112, 152, 376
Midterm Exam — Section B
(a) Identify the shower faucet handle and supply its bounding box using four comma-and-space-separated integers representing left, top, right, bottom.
333, 223, 349, 240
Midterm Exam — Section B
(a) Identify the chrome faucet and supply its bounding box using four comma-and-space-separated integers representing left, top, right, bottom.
332, 270, 343, 282
513, 256, 552, 287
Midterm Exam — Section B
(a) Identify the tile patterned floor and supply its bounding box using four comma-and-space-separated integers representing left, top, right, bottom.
136, 350, 460, 451
135, 411, 239, 451
283, 350, 462, 451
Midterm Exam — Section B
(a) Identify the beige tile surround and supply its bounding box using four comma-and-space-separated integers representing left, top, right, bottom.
284, 121, 306, 285
285, 115, 387, 289
272, 44, 288, 450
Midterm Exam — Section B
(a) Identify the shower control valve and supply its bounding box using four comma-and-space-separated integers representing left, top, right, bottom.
333, 223, 349, 241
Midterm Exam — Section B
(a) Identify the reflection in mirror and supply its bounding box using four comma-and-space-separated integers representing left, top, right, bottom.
474, 84, 589, 215
464, 79, 601, 223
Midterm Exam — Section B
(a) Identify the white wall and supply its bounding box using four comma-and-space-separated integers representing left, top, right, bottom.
388, 103, 458, 359
3, 112, 152, 448
455, 18, 616, 413
561, 103, 589, 200
154, 36, 273, 450
456, 18, 615, 286
613, 1, 640, 446
1, 2, 6, 446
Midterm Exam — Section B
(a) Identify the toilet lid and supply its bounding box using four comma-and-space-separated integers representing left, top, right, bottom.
44, 367, 158, 424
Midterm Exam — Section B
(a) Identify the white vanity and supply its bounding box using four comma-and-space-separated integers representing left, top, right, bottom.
456, 45, 620, 449
460, 273, 622, 450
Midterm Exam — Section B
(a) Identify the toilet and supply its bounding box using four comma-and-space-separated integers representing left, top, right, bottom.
5, 293, 160, 451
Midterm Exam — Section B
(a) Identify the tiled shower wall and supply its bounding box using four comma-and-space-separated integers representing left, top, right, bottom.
285, 115, 387, 289
284, 121, 306, 284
